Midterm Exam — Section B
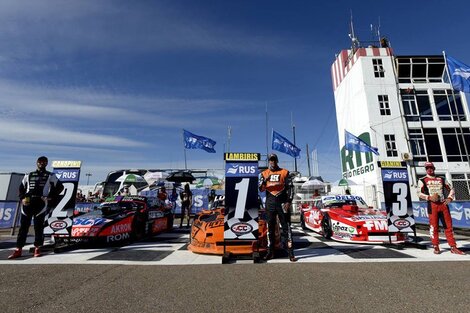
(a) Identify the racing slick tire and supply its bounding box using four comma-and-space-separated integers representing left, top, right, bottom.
300, 212, 307, 230
131, 214, 147, 242
321, 213, 332, 239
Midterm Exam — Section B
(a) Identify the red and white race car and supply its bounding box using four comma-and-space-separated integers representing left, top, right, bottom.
299, 195, 407, 244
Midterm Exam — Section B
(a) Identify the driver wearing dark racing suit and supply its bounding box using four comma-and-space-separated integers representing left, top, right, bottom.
259, 153, 297, 262
8, 156, 63, 259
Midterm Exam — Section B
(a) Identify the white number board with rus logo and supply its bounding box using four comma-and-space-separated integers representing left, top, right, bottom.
224, 153, 260, 240
44, 161, 81, 236
380, 167, 416, 233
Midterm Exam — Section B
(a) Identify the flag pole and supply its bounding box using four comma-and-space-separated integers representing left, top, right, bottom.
443, 51, 470, 169
306, 144, 311, 176
291, 112, 298, 173
265, 102, 269, 167
182, 129, 187, 170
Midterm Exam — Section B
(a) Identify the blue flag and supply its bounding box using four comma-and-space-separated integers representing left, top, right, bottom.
183, 129, 216, 153
345, 130, 379, 155
446, 55, 470, 93
272, 130, 301, 158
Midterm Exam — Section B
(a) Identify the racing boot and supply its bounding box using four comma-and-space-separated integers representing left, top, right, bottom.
288, 249, 297, 262
263, 249, 274, 261
8, 248, 22, 259
433, 245, 440, 255
34, 247, 41, 257
450, 246, 465, 255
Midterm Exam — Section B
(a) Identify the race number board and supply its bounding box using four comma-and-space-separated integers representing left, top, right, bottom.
44, 160, 82, 236
379, 161, 416, 234
224, 153, 260, 240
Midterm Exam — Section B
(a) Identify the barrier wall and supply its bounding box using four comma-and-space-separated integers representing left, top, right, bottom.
3, 200, 470, 229
412, 201, 470, 229
0, 201, 17, 228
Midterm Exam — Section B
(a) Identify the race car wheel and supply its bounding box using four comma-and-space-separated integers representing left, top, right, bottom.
300, 212, 306, 230
321, 213, 332, 239
131, 215, 146, 241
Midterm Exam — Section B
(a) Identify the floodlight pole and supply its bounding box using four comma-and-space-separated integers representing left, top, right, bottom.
182, 129, 187, 170
85, 173, 92, 185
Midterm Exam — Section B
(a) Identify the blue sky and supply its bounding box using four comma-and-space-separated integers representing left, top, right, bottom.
1, 0, 469, 184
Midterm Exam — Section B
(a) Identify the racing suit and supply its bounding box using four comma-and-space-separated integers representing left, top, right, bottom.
417, 175, 456, 247
17, 169, 62, 248
259, 166, 294, 254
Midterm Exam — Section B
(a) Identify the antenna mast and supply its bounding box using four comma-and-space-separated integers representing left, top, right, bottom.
349, 10, 359, 51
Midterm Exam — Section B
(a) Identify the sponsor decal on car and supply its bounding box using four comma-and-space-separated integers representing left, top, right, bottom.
122, 196, 146, 202
206, 220, 224, 229
332, 222, 356, 234
71, 226, 100, 237
152, 219, 167, 233
73, 218, 108, 226
307, 210, 321, 223
149, 211, 165, 219
351, 215, 385, 221
107, 232, 130, 242
230, 222, 253, 235
110, 223, 132, 234
363, 220, 388, 231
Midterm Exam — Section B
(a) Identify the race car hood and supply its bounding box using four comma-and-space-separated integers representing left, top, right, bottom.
71, 211, 114, 237
333, 207, 387, 222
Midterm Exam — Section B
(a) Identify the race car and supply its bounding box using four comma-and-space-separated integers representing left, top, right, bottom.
53, 195, 173, 246
299, 195, 407, 244
188, 196, 280, 255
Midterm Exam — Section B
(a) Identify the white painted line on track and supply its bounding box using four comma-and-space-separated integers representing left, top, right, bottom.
1, 227, 469, 265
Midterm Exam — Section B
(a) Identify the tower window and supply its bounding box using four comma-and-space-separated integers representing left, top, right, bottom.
373, 59, 385, 78
384, 134, 398, 157
378, 95, 390, 115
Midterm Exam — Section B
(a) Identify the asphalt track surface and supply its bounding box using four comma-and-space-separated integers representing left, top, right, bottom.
1, 223, 470, 313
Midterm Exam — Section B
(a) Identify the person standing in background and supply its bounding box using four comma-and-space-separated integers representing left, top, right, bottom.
179, 183, 192, 228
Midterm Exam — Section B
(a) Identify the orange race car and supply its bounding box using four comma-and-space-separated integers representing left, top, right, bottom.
188, 197, 280, 255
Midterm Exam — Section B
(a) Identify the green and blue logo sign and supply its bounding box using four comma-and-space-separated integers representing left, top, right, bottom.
341, 132, 375, 178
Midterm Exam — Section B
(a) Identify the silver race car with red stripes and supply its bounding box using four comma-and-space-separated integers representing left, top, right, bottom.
299, 195, 406, 243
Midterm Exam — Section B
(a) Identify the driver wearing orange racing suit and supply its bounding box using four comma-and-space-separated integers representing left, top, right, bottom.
259, 153, 297, 262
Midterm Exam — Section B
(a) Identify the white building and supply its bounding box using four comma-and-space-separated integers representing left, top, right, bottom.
331, 43, 470, 207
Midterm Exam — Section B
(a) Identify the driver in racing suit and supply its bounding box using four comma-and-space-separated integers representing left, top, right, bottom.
259, 153, 297, 262
8, 156, 63, 259
417, 162, 465, 255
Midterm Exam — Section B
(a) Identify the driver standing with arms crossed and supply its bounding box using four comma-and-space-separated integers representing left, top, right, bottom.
259, 153, 297, 262
417, 162, 465, 255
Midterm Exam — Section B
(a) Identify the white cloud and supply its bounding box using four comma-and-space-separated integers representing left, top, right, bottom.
0, 78, 261, 130
0, 118, 144, 147
0, 1, 305, 59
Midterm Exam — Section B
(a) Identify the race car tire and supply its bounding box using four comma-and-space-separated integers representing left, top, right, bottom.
300, 212, 307, 230
131, 215, 146, 242
321, 213, 332, 239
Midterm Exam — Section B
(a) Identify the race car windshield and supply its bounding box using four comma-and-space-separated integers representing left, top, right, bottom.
323, 198, 368, 209
99, 202, 135, 215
